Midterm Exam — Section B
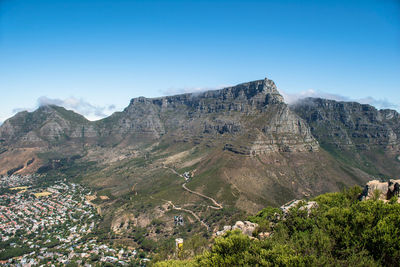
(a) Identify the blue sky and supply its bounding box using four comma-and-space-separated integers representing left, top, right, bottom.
0, 0, 399, 121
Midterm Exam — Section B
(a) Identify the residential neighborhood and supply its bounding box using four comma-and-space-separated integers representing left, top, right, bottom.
0, 175, 144, 266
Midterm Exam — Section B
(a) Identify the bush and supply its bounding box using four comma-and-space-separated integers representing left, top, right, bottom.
7, 165, 24, 176
156, 186, 400, 266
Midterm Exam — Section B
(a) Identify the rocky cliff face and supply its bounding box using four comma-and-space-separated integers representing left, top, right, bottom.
292, 98, 400, 152
0, 105, 96, 148
2, 79, 399, 178
2, 77, 398, 230
0, 78, 319, 156
101, 78, 319, 154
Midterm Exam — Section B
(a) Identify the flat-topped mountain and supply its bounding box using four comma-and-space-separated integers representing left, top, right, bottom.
0, 78, 318, 153
1, 77, 399, 240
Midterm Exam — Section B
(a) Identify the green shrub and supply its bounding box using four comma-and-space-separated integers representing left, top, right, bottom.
156, 186, 400, 266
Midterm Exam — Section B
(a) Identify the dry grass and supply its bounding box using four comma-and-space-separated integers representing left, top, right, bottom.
9, 186, 28, 190
0, 147, 41, 175
34, 191, 52, 197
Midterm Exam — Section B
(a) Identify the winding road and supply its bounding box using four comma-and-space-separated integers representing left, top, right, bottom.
164, 166, 223, 209
165, 200, 210, 230
182, 183, 223, 210
162, 165, 224, 230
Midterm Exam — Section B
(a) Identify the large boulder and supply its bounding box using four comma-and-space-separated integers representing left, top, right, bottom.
280, 200, 319, 217
215, 221, 258, 237
359, 179, 400, 201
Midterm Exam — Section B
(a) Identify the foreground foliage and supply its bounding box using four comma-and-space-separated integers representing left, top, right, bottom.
155, 187, 400, 266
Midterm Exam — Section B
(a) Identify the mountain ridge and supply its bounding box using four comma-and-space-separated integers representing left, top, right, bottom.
0, 78, 319, 152
0, 78, 399, 234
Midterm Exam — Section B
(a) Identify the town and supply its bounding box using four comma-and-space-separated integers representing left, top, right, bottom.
0, 175, 146, 266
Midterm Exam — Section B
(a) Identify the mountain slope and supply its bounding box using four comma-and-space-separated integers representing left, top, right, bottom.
0, 105, 96, 175
92, 78, 319, 153
0, 105, 94, 147
0, 78, 398, 242
292, 98, 400, 178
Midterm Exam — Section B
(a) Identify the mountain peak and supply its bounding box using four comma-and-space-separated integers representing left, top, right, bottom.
262, 77, 278, 92
263, 77, 284, 103
125, 78, 285, 115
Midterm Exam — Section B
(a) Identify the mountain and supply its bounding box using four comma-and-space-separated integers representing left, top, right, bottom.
0, 105, 92, 146
293, 98, 400, 178
0, 78, 317, 151
0, 77, 399, 242
96, 78, 318, 152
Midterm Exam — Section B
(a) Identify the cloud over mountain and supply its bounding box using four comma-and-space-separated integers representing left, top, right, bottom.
160, 85, 231, 96
10, 97, 118, 122
281, 89, 400, 111
37, 96, 118, 121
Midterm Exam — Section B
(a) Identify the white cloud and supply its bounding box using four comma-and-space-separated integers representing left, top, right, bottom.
160, 87, 210, 96
8, 96, 118, 122
36, 96, 118, 121
357, 97, 400, 110
281, 89, 400, 111
2, 88, 398, 124
161, 85, 400, 111
281, 89, 348, 104
160, 84, 231, 96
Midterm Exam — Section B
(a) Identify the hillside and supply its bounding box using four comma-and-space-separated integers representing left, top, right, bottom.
293, 98, 400, 178
155, 187, 400, 266
0, 77, 399, 249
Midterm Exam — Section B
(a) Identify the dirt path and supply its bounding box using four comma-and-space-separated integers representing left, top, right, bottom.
150, 195, 209, 230
182, 183, 222, 209
165, 200, 209, 230
164, 166, 223, 210
160, 165, 225, 231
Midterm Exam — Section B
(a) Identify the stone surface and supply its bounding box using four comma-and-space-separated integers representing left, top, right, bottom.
359, 179, 400, 201
1, 77, 399, 213
0, 78, 319, 155
280, 200, 319, 216
215, 221, 258, 237
292, 98, 400, 151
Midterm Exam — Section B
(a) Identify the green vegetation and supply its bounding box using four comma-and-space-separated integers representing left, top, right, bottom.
155, 187, 400, 266
36, 156, 98, 184
321, 143, 382, 178
7, 165, 24, 176
0, 147, 8, 155
0, 247, 33, 261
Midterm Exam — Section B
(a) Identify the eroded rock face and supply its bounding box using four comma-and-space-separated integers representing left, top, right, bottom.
0, 105, 93, 147
0, 78, 319, 156
292, 98, 400, 151
3, 78, 399, 157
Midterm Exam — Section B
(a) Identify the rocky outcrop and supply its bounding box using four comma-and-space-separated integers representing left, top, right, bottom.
215, 221, 259, 237
0, 78, 319, 156
280, 200, 319, 217
111, 213, 137, 233
359, 179, 400, 201
215, 200, 320, 239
